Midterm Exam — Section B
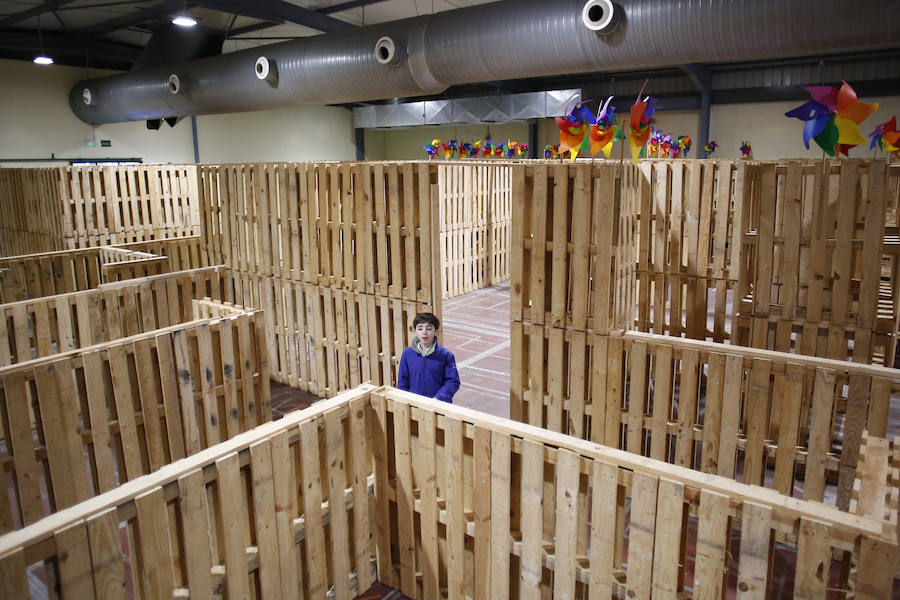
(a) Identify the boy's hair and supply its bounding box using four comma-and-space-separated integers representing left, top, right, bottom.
412, 312, 440, 330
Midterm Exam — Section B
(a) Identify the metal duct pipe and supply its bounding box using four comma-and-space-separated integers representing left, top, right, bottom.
70, 0, 900, 124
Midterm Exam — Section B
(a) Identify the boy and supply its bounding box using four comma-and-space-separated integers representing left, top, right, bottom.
398, 312, 460, 403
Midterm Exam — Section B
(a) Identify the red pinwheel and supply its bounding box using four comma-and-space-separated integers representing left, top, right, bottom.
869, 116, 900, 158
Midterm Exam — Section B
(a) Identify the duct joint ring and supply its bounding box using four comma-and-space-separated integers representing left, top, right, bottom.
582, 0, 619, 33
375, 36, 403, 66
82, 88, 92, 105
255, 56, 270, 79
168, 74, 181, 94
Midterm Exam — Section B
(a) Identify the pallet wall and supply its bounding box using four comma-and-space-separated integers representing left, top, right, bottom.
199, 162, 443, 395
438, 162, 513, 298
0, 165, 200, 255
1, 385, 894, 599
510, 158, 899, 510
0, 267, 229, 365
0, 299, 269, 532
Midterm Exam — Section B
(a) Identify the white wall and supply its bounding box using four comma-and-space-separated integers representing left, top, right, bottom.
0, 58, 195, 166
0, 58, 357, 166
196, 106, 357, 163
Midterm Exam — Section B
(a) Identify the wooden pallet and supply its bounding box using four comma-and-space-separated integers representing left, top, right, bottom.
0, 384, 893, 599
0, 298, 269, 533
512, 325, 899, 509
0, 165, 200, 255
0, 267, 229, 365
438, 163, 512, 298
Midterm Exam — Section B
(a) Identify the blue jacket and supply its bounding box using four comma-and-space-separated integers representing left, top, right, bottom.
397, 342, 460, 402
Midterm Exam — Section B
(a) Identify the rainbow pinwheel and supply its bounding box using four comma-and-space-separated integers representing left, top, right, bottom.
517, 143, 529, 157
556, 100, 595, 161
649, 130, 662, 156
442, 139, 458, 159
588, 96, 620, 158
544, 144, 559, 159
424, 138, 440, 159
678, 135, 692, 157
459, 142, 473, 158
628, 96, 656, 163
703, 141, 718, 158
785, 81, 879, 157
869, 116, 900, 158
660, 133, 672, 157
504, 141, 517, 158
481, 139, 495, 158
740, 141, 752, 158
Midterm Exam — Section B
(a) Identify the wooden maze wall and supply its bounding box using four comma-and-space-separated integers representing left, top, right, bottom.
0, 385, 894, 600
437, 162, 513, 298
199, 162, 442, 396
0, 165, 200, 255
511, 158, 900, 510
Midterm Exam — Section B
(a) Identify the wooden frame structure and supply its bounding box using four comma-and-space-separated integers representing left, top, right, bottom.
0, 295, 269, 532
0, 385, 894, 599
437, 162, 513, 298
0, 165, 200, 255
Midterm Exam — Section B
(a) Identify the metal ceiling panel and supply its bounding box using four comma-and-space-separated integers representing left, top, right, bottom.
502, 92, 545, 119
546, 89, 580, 116
354, 105, 375, 128
452, 96, 505, 123
424, 99, 453, 124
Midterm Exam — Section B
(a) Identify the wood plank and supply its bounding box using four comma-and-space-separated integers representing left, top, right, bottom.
107, 344, 144, 480
794, 517, 830, 599
87, 508, 127, 599
550, 165, 569, 328
804, 368, 835, 502
349, 395, 374, 592
445, 415, 466, 600
773, 363, 804, 496
743, 358, 770, 486
627, 471, 657, 600
324, 409, 351, 600
736, 501, 772, 600
250, 439, 284, 600
473, 425, 492, 600
135, 487, 175, 600
369, 393, 393, 587
651, 478, 684, 597
0, 549, 27, 599
490, 431, 512, 600
299, 418, 328, 600
650, 344, 672, 461
588, 460, 618, 600
177, 468, 214, 599
270, 430, 303, 599
4, 370, 44, 525
693, 489, 729, 599
55, 520, 96, 598
519, 439, 544, 600
82, 350, 119, 493
217, 451, 252, 599
553, 448, 580, 600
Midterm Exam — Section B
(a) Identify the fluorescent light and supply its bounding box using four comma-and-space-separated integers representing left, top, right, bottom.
172, 15, 197, 27
33, 55, 54, 65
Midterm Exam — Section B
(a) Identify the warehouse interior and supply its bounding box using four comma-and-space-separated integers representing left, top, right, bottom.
1, 1, 900, 598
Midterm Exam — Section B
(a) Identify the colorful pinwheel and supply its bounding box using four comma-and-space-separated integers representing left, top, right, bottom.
441, 139, 458, 159
424, 138, 440, 159
740, 141, 752, 159
703, 141, 718, 158
660, 133, 672, 157
556, 98, 595, 161
588, 96, 620, 158
504, 141, 517, 158
517, 143, 529, 157
544, 144, 560, 159
482, 139, 495, 158
628, 95, 655, 163
649, 130, 662, 156
785, 81, 879, 157
678, 135, 692, 157
869, 116, 900, 158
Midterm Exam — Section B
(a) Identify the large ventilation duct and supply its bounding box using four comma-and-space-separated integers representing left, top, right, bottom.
70, 0, 900, 124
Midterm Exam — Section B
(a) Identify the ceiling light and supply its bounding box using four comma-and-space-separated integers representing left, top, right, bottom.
172, 15, 197, 27
33, 55, 53, 65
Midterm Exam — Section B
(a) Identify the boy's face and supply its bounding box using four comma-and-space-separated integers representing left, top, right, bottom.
415, 322, 436, 347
